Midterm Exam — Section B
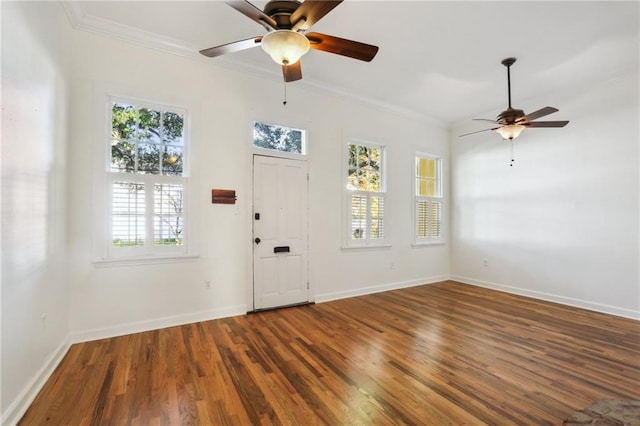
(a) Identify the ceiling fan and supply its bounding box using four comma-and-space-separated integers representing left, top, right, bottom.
199, 0, 379, 83
459, 57, 569, 141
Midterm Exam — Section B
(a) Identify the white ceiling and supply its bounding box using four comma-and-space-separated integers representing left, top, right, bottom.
65, 1, 639, 124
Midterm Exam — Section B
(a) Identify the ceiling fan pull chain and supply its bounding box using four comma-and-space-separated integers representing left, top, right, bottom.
510, 139, 515, 166
283, 65, 288, 106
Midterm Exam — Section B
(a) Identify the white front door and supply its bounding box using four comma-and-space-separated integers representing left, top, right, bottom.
253, 155, 309, 310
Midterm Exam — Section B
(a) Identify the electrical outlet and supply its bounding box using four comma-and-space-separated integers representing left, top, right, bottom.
483, 259, 489, 267
204, 280, 211, 289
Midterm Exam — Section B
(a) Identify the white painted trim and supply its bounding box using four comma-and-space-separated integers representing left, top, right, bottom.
70, 305, 247, 344
1, 340, 71, 426
61, 0, 84, 28
411, 242, 446, 248
93, 254, 200, 268
62, 2, 199, 59
315, 276, 448, 304
451, 275, 640, 321
340, 244, 392, 252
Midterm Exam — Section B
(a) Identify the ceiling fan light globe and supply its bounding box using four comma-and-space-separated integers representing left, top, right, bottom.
496, 124, 525, 140
261, 30, 310, 65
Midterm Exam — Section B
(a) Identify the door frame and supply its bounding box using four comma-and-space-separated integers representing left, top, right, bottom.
249, 152, 311, 312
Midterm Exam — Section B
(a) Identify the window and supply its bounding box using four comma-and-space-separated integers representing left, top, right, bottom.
107, 99, 188, 258
346, 141, 386, 246
414, 153, 443, 244
253, 121, 306, 154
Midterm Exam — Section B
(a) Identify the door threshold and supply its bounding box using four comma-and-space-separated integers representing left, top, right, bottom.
250, 301, 314, 313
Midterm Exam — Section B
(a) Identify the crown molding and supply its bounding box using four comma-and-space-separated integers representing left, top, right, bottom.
62, 1, 200, 59
60, 1, 445, 128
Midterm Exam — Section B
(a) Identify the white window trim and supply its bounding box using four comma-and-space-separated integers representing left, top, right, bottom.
343, 139, 388, 249
413, 152, 445, 246
92, 89, 198, 264
252, 147, 306, 160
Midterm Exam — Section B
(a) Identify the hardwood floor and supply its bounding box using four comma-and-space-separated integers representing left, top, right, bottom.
20, 281, 640, 425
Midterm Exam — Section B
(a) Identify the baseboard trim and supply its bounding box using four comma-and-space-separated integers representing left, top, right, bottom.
450, 275, 640, 320
1, 339, 71, 426
315, 275, 448, 303
69, 304, 247, 344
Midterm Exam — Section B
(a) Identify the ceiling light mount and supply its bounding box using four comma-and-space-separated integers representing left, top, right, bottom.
501, 57, 516, 68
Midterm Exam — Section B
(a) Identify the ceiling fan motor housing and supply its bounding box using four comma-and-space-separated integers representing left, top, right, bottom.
497, 107, 525, 125
264, 0, 302, 29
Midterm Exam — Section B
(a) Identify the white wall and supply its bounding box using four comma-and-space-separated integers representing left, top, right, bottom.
450, 72, 640, 319
1, 1, 72, 423
66, 30, 450, 341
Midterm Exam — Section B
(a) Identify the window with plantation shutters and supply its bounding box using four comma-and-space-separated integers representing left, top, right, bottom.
106, 98, 188, 258
414, 154, 443, 244
346, 141, 387, 247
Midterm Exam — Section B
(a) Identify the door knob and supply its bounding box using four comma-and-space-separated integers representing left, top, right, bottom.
254, 237, 261, 244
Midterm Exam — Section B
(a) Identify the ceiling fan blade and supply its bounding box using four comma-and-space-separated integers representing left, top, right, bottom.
290, 0, 342, 30
306, 32, 379, 62
472, 118, 498, 124
526, 120, 569, 128
458, 127, 499, 137
225, 0, 277, 30
519, 106, 558, 123
199, 37, 262, 58
283, 61, 302, 82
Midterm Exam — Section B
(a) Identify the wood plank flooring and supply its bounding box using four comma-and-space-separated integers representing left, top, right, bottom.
19, 281, 640, 425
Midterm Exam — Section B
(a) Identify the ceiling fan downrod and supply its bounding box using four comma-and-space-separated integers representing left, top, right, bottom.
502, 57, 516, 109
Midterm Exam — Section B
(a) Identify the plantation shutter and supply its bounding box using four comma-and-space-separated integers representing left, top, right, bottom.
112, 181, 145, 247
416, 199, 441, 239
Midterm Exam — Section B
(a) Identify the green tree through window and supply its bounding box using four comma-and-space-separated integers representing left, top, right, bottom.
111, 104, 184, 176
253, 122, 304, 154
348, 144, 381, 191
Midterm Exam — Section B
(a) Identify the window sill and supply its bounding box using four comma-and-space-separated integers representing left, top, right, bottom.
93, 254, 199, 268
412, 241, 445, 248
341, 244, 392, 252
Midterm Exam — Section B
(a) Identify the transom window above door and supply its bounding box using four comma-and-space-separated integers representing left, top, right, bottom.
253, 121, 306, 155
